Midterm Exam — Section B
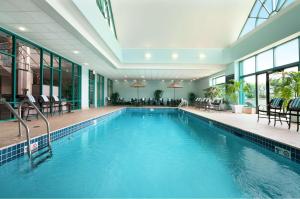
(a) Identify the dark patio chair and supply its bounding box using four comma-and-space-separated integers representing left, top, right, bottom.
287, 97, 300, 131
257, 98, 284, 126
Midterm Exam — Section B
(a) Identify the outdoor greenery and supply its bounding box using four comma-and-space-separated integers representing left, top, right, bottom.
242, 82, 256, 107
154, 90, 163, 101
271, 71, 300, 108
225, 80, 241, 105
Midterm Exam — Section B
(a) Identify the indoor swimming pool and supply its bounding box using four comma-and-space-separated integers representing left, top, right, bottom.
0, 108, 300, 198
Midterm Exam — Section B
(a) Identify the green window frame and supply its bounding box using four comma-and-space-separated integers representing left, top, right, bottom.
0, 26, 82, 120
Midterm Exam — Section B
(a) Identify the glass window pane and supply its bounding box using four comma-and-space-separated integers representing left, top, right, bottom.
53, 56, 59, 69
241, 57, 256, 75
0, 53, 12, 101
61, 59, 72, 101
284, 66, 298, 73
257, 73, 267, 107
0, 31, 13, 55
215, 76, 225, 85
240, 18, 256, 37
43, 66, 51, 96
16, 40, 41, 97
243, 75, 256, 107
53, 69, 59, 97
275, 39, 299, 66
256, 49, 273, 71
43, 51, 51, 67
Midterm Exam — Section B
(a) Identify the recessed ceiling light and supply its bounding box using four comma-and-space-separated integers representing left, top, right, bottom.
144, 53, 152, 60
199, 53, 206, 59
73, 50, 79, 54
172, 53, 178, 60
18, 26, 26, 32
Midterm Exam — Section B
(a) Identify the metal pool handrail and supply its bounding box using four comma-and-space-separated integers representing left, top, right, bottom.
0, 97, 32, 157
18, 99, 52, 152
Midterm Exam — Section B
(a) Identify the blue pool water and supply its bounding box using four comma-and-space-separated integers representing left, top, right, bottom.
1, 108, 300, 198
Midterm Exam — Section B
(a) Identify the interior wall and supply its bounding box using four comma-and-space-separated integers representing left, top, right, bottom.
195, 62, 235, 97
113, 80, 197, 100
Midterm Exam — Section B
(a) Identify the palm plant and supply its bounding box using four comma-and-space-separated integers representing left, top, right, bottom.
243, 82, 256, 107
271, 71, 300, 108
225, 80, 241, 105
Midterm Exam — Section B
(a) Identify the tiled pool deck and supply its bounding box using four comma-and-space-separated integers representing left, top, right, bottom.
0, 107, 125, 148
180, 107, 300, 150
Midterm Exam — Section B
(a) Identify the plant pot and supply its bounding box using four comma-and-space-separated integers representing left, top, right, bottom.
231, 105, 243, 113
242, 107, 256, 114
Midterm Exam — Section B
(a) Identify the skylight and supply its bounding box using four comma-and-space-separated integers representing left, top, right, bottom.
239, 0, 295, 39
96, 0, 117, 39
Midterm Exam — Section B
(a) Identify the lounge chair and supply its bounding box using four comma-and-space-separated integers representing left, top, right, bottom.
210, 98, 223, 111
38, 95, 51, 117
25, 94, 39, 120
51, 95, 63, 115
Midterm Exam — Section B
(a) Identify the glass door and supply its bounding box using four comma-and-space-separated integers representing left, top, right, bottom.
257, 73, 267, 108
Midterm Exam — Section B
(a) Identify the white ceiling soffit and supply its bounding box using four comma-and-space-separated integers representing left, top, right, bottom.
111, 0, 255, 49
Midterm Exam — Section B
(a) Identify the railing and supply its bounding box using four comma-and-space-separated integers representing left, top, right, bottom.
0, 98, 32, 157
18, 99, 52, 152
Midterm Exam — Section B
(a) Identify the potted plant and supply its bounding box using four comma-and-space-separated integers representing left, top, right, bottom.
188, 92, 197, 105
111, 92, 120, 105
226, 80, 243, 113
154, 90, 163, 105
242, 82, 256, 114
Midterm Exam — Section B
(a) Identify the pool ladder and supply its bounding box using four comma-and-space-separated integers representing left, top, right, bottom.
0, 97, 52, 167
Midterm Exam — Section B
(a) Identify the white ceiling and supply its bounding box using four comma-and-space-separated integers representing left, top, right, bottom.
111, 0, 255, 48
0, 0, 252, 79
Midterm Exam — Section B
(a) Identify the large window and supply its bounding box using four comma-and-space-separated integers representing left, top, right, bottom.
97, 74, 104, 107
211, 75, 225, 86
0, 31, 12, 54
16, 40, 41, 98
256, 49, 273, 71
239, 37, 300, 108
61, 59, 72, 101
275, 39, 299, 67
242, 75, 256, 107
89, 70, 95, 108
240, 57, 255, 76
107, 79, 113, 98
0, 28, 82, 120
